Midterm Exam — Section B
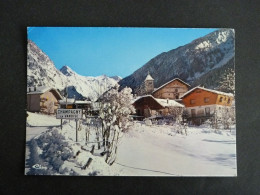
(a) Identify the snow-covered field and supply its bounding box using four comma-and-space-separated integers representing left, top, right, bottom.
25, 112, 237, 176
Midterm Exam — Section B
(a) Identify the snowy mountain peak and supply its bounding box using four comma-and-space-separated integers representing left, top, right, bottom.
60, 65, 76, 76
27, 41, 118, 101
193, 29, 234, 51
110, 76, 122, 82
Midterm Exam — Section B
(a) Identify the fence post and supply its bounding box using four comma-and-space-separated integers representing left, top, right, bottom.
90, 145, 95, 154
76, 119, 78, 142
82, 158, 93, 170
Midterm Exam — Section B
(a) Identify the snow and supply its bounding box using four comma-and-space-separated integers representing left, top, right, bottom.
180, 86, 234, 99
25, 112, 236, 176
27, 86, 50, 93
117, 122, 236, 176
145, 74, 154, 81
59, 98, 75, 104
27, 112, 61, 127
156, 98, 184, 107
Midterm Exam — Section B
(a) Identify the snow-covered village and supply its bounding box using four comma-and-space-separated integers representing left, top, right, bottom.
26, 28, 236, 176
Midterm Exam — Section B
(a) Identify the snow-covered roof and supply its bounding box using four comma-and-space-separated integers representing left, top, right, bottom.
180, 86, 234, 99
75, 100, 92, 104
131, 95, 150, 104
152, 78, 190, 94
27, 86, 63, 99
133, 95, 184, 108
27, 86, 50, 94
59, 98, 75, 104
91, 102, 101, 110
156, 98, 184, 107
145, 74, 154, 81
59, 98, 92, 105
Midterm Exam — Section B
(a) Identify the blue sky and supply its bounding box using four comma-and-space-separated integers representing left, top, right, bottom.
28, 27, 217, 78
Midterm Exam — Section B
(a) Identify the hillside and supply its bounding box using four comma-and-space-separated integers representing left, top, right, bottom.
119, 29, 235, 92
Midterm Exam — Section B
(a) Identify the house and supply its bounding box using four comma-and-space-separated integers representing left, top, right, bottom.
59, 98, 75, 109
180, 86, 234, 124
27, 86, 63, 114
133, 73, 190, 118
152, 78, 190, 100
59, 98, 92, 111
133, 95, 184, 118
135, 72, 190, 101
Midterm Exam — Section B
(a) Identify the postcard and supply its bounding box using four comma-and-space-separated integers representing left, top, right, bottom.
25, 27, 236, 176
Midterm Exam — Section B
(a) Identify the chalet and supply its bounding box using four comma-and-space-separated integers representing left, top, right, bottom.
135, 72, 190, 101
152, 78, 190, 100
27, 86, 62, 114
180, 86, 234, 124
133, 95, 184, 118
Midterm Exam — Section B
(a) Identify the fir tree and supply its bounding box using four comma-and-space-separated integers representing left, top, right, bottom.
218, 68, 235, 95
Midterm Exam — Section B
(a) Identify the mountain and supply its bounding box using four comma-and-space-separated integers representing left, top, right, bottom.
119, 29, 235, 92
27, 40, 67, 89
109, 76, 122, 82
27, 40, 118, 101
59, 65, 118, 101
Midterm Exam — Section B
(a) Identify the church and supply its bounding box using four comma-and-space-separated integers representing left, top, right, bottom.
133, 73, 189, 118
135, 73, 190, 100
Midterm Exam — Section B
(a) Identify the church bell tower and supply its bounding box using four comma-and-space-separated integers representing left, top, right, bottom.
144, 72, 154, 94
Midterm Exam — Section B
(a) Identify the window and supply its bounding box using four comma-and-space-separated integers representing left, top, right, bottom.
205, 107, 210, 116
190, 99, 195, 104
191, 109, 196, 117
204, 97, 209, 103
219, 97, 223, 102
175, 88, 178, 92
227, 98, 231, 104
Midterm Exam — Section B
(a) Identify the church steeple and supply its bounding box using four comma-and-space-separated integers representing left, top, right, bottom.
144, 71, 154, 94
145, 71, 154, 81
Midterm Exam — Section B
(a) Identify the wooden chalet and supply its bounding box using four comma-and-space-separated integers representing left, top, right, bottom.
152, 78, 190, 100
27, 86, 62, 114
180, 86, 234, 124
133, 95, 184, 118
